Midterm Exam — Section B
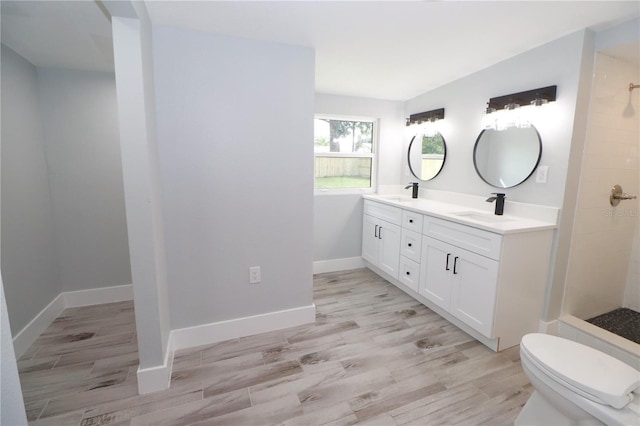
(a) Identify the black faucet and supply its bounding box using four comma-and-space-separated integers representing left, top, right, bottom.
405, 182, 419, 199
486, 193, 506, 215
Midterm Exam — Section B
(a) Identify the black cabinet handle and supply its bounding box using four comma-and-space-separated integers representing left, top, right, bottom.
453, 257, 459, 274
408, 243, 412, 247
379, 227, 383, 239
446, 253, 451, 271
406, 271, 410, 276
409, 219, 413, 223
374, 224, 378, 238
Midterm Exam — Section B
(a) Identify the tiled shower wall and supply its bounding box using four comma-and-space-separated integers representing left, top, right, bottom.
562, 51, 640, 320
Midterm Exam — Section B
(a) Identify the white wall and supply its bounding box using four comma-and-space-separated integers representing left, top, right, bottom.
1, 45, 61, 335
404, 30, 589, 208
37, 68, 131, 292
314, 94, 405, 263
2, 43, 132, 341
0, 276, 27, 426
152, 26, 315, 330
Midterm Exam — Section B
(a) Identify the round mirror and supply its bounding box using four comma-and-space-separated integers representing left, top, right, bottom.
408, 132, 447, 181
473, 126, 541, 188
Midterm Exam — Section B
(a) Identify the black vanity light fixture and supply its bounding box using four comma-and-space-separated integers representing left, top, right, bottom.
484, 85, 557, 130
486, 85, 557, 113
406, 108, 445, 126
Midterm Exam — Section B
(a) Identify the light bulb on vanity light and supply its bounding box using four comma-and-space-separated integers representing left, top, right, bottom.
482, 107, 498, 130
484, 85, 557, 131
422, 118, 439, 137
530, 97, 548, 107
501, 102, 521, 130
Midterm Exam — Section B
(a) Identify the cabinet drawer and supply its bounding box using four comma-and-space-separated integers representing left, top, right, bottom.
400, 229, 422, 262
423, 216, 502, 260
399, 256, 420, 292
402, 210, 423, 233
364, 200, 402, 226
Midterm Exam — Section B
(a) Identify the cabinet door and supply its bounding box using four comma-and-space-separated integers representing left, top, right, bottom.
377, 221, 401, 279
420, 236, 454, 311
362, 214, 379, 265
450, 248, 499, 337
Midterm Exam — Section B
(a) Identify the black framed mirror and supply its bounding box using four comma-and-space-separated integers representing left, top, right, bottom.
473, 126, 542, 188
408, 132, 446, 181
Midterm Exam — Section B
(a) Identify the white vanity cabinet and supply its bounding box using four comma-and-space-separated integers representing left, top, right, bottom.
420, 235, 499, 337
362, 201, 402, 279
362, 196, 555, 351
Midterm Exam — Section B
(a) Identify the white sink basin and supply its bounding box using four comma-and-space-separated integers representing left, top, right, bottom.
379, 196, 414, 204
452, 211, 513, 223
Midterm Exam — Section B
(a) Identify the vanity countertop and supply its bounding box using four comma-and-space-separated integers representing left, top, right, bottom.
363, 194, 558, 235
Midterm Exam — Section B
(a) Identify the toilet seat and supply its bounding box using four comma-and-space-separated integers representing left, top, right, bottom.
520, 333, 640, 409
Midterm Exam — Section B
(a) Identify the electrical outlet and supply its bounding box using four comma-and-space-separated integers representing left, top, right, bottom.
249, 266, 261, 284
536, 166, 549, 183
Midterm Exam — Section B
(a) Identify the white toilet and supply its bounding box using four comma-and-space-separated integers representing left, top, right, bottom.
516, 333, 640, 425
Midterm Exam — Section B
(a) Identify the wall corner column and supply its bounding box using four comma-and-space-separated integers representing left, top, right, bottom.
104, 0, 172, 394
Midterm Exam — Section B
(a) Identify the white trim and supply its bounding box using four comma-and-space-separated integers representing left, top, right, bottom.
313, 116, 378, 197
313, 257, 365, 274
538, 319, 559, 335
141, 304, 315, 392
136, 333, 174, 394
314, 187, 374, 196
13, 285, 316, 395
64, 284, 133, 308
558, 315, 640, 366
171, 304, 316, 351
12, 294, 66, 359
315, 113, 376, 122
12, 284, 133, 359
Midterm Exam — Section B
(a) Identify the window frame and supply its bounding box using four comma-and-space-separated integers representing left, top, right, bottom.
314, 114, 378, 196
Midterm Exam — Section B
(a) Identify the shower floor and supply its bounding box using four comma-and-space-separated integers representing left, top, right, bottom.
586, 308, 640, 345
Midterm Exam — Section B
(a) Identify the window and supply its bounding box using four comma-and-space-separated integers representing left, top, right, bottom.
314, 117, 376, 193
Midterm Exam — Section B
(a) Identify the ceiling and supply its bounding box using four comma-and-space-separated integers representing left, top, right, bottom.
1, 1, 638, 101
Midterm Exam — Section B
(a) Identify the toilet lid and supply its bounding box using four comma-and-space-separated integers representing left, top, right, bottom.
520, 333, 640, 409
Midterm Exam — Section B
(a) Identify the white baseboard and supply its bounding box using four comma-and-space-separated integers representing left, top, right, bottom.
313, 257, 365, 274
171, 304, 316, 351
12, 294, 66, 359
64, 284, 133, 308
137, 333, 174, 394
12, 284, 133, 359
14, 285, 316, 395
140, 304, 315, 392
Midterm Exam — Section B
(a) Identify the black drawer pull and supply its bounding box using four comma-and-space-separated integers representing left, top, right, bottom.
445, 253, 451, 271
408, 243, 412, 247
406, 271, 410, 276
409, 219, 413, 223
374, 224, 378, 238
453, 257, 459, 274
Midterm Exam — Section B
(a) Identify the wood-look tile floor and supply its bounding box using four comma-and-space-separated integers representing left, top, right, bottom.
18, 269, 531, 425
